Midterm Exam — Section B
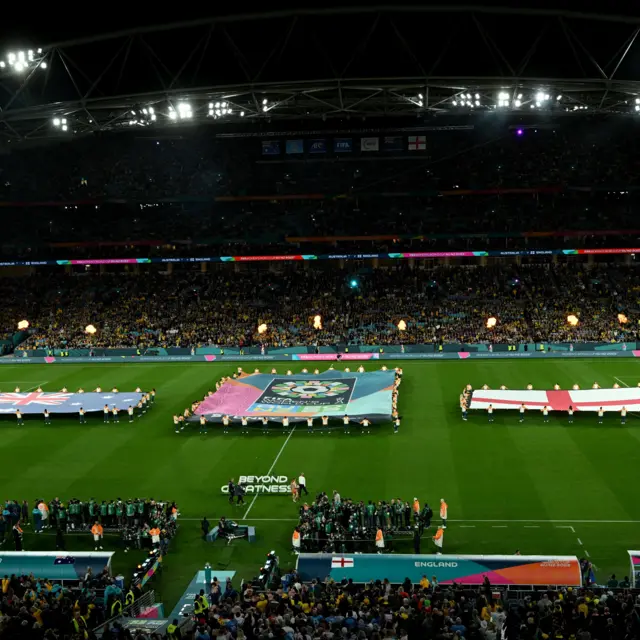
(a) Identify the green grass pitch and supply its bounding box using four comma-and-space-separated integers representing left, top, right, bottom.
0, 358, 639, 608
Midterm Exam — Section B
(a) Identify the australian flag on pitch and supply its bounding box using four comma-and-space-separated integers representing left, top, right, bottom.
0, 392, 146, 415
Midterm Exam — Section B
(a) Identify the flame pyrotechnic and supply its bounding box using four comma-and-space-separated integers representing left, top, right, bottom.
618, 313, 628, 324
313, 315, 322, 330
567, 315, 579, 326
17, 320, 29, 330
397, 320, 407, 331
85, 324, 97, 335
257, 323, 267, 334
486, 317, 497, 328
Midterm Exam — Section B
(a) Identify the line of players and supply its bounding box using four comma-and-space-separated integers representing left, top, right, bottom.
459, 382, 632, 424
292, 493, 449, 555
10, 386, 155, 426
175, 365, 403, 434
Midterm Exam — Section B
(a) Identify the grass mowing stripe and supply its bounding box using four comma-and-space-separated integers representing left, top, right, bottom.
242, 426, 297, 520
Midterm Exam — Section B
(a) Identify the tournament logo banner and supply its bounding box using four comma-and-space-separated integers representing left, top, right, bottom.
261, 140, 281, 156
254, 379, 355, 408
361, 137, 379, 152
334, 138, 353, 153
309, 139, 327, 154
383, 136, 403, 152
193, 370, 395, 423
285, 139, 304, 154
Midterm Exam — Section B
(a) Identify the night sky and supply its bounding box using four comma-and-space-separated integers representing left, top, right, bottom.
1, 1, 638, 45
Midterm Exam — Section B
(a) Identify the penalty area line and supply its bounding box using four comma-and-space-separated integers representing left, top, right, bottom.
242, 426, 297, 520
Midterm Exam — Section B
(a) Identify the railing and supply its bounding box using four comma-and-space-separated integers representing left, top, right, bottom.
92, 590, 155, 635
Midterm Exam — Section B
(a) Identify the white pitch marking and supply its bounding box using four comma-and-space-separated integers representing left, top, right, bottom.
584, 550, 590, 557
179, 517, 640, 524
492, 525, 507, 528
524, 525, 540, 528
577, 538, 583, 545
460, 525, 476, 528
613, 378, 640, 417
557, 525, 576, 533
242, 426, 297, 519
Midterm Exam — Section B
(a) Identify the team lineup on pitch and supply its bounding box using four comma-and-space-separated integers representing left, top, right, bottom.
0, 358, 640, 606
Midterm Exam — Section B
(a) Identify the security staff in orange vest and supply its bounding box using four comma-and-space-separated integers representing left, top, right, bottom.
412, 497, 420, 524
375, 527, 385, 552
91, 521, 104, 550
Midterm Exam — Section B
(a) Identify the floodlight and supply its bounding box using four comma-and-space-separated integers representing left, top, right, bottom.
636, 98, 640, 104
0, 61, 4, 68
40, 61, 47, 69
536, 91, 544, 102
7, 53, 15, 63
215, 102, 220, 108
240, 111, 245, 117
209, 103, 213, 108
14, 62, 24, 72
262, 105, 268, 112
151, 114, 156, 121
148, 107, 154, 114
514, 99, 521, 107
452, 100, 457, 106
61, 118, 67, 124
498, 91, 509, 100
61, 125, 68, 131
53, 118, 60, 126
262, 98, 268, 105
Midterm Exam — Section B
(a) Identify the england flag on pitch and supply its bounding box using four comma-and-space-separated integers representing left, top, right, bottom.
331, 557, 354, 568
408, 135, 426, 151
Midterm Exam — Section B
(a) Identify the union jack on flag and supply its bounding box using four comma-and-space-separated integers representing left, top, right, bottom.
0, 392, 73, 407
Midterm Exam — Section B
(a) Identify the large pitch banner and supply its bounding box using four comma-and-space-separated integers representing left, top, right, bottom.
0, 391, 146, 415
194, 371, 395, 423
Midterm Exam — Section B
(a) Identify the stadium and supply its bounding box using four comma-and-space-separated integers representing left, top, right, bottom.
2, 3, 640, 639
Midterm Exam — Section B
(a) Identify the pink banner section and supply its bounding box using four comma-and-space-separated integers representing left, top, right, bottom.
293, 353, 379, 361
70, 259, 139, 264
401, 251, 475, 258
195, 380, 263, 415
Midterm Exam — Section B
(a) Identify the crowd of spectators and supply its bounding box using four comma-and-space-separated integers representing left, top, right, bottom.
179, 571, 640, 640
1, 262, 638, 351
2, 126, 640, 202
1, 125, 640, 261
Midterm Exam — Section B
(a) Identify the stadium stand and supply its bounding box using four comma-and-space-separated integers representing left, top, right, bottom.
1, 263, 637, 351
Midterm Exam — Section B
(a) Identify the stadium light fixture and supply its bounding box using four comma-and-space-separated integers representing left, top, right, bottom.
2, 48, 46, 74
177, 102, 192, 119
52, 117, 69, 132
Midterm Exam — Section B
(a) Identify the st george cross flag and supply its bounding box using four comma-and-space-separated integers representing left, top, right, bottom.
331, 557, 354, 568
408, 135, 426, 151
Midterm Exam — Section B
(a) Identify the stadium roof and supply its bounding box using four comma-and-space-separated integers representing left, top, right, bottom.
2, 5, 640, 140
